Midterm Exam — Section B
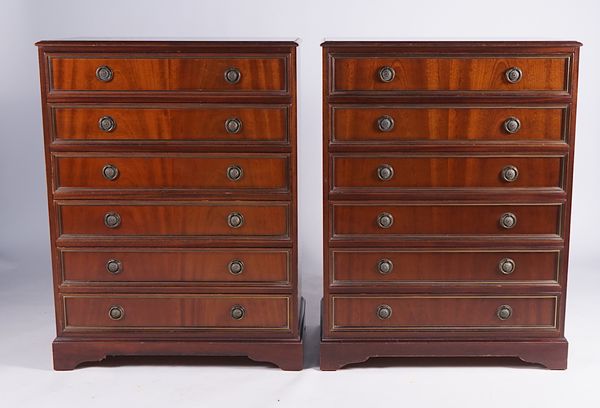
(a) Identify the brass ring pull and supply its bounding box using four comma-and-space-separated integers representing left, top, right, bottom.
96, 65, 113, 82
108, 305, 124, 321
378, 66, 395, 83
376, 304, 392, 319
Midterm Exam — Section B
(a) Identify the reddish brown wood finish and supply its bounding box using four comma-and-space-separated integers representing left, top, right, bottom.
322, 41, 580, 370
55, 155, 289, 192
59, 202, 289, 237
63, 295, 291, 331
331, 295, 558, 332
52, 333, 305, 371
38, 40, 302, 370
320, 339, 568, 370
330, 250, 560, 286
50, 56, 287, 93
332, 106, 566, 143
332, 156, 563, 189
331, 203, 562, 236
53, 105, 289, 143
61, 248, 290, 285
332, 57, 568, 93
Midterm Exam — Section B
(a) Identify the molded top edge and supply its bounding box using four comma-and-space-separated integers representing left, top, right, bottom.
321, 40, 582, 47
36, 39, 299, 47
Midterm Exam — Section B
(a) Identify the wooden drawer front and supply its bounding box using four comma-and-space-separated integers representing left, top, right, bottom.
59, 202, 289, 238
331, 250, 559, 286
61, 249, 290, 285
332, 156, 562, 190
63, 295, 290, 331
332, 56, 568, 93
55, 155, 289, 192
49, 56, 287, 93
331, 296, 557, 331
53, 106, 288, 143
331, 204, 561, 237
331, 106, 566, 143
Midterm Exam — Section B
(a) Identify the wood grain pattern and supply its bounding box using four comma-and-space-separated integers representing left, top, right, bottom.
63, 295, 290, 330
332, 156, 562, 189
331, 295, 557, 330
50, 56, 287, 92
319, 338, 568, 370
53, 105, 288, 143
55, 155, 289, 191
332, 57, 568, 93
330, 250, 559, 285
331, 106, 566, 143
61, 249, 290, 285
59, 202, 289, 237
321, 41, 579, 370
39, 40, 302, 370
331, 203, 562, 237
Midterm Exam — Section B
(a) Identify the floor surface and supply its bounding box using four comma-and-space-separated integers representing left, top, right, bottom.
1, 249, 598, 407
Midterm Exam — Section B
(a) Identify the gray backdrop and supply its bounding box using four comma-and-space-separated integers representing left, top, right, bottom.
1, 0, 599, 406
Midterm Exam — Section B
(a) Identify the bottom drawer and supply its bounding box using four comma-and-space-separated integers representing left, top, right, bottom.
331, 295, 558, 332
62, 294, 290, 332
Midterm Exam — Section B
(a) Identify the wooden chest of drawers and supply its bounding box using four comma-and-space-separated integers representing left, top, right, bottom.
37, 40, 303, 370
321, 41, 580, 370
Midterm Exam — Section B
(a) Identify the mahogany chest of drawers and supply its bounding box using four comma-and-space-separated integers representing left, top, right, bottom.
37, 40, 303, 370
320, 41, 581, 370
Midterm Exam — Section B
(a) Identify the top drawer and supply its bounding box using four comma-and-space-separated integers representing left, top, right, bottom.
47, 55, 289, 95
330, 55, 571, 95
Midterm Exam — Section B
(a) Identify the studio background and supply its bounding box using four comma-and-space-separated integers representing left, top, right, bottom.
1, 0, 598, 406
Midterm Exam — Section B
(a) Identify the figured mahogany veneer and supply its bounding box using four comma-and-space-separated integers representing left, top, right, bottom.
38, 40, 303, 370
321, 41, 580, 370
332, 56, 569, 93
330, 250, 560, 286
50, 56, 287, 93
331, 203, 561, 237
332, 156, 563, 189
63, 295, 291, 332
331, 106, 566, 143
52, 105, 289, 143
55, 155, 289, 192
59, 202, 290, 237
331, 295, 558, 333
61, 248, 290, 285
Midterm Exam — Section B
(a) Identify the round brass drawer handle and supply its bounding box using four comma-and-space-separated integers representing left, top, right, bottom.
231, 305, 245, 320
377, 115, 395, 132
227, 212, 244, 229
498, 258, 515, 275
225, 118, 242, 134
377, 259, 393, 275
499, 212, 517, 229
497, 304, 513, 320
377, 212, 394, 229
227, 165, 243, 181
106, 259, 122, 275
377, 164, 394, 181
228, 259, 244, 275
501, 165, 519, 182
96, 65, 113, 82
102, 164, 119, 181
503, 117, 521, 134
505, 67, 523, 84
377, 304, 393, 320
378, 66, 396, 83
98, 116, 116, 132
104, 212, 121, 229
108, 305, 124, 321
224, 67, 242, 84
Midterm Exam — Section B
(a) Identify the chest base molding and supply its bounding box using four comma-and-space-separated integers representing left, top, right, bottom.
320, 336, 568, 371
53, 297, 304, 371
